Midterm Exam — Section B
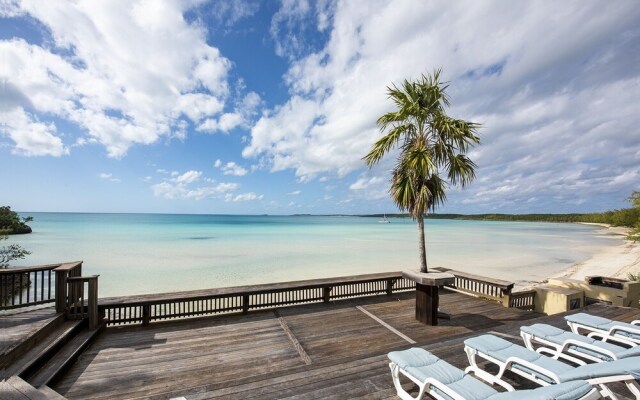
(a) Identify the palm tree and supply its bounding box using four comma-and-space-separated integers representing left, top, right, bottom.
364, 70, 480, 273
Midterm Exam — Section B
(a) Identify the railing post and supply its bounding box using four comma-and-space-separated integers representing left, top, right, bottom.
55, 268, 69, 313
323, 286, 332, 303
142, 304, 151, 326
501, 286, 513, 308
386, 279, 397, 295
242, 294, 250, 314
88, 276, 99, 330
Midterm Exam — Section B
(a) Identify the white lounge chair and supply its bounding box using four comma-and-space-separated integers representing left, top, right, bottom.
565, 313, 640, 347
521, 323, 640, 364
387, 347, 599, 400
464, 334, 640, 399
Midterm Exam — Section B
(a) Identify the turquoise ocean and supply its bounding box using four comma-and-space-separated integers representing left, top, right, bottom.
7, 213, 619, 297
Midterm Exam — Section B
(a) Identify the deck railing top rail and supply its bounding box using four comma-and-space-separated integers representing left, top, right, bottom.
99, 271, 406, 306
433, 267, 514, 291
0, 261, 81, 274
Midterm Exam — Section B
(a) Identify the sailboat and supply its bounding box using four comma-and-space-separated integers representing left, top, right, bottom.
378, 214, 390, 224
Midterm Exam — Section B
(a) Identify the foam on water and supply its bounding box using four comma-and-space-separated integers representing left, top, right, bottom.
7, 213, 618, 296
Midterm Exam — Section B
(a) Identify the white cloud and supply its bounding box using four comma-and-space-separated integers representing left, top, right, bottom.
151, 169, 238, 200
244, 0, 640, 211
1, 1, 233, 157
349, 176, 384, 191
173, 170, 201, 185
287, 190, 301, 195
0, 108, 69, 157
197, 91, 261, 133
226, 192, 264, 202
214, 160, 248, 176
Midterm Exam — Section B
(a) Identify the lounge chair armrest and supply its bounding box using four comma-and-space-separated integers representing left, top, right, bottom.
422, 377, 468, 400
504, 356, 561, 384
631, 320, 640, 326
560, 338, 617, 361
609, 324, 640, 339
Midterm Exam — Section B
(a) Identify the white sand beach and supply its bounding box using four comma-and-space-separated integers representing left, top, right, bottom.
553, 224, 640, 282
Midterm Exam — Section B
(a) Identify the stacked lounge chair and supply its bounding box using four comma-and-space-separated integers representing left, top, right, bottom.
565, 313, 640, 346
521, 323, 640, 363
388, 313, 640, 400
388, 347, 599, 400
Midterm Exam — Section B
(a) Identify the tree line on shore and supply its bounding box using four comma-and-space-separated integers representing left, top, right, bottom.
366, 191, 640, 241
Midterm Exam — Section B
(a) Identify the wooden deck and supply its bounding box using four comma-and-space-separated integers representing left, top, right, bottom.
1, 307, 60, 360
48, 289, 640, 400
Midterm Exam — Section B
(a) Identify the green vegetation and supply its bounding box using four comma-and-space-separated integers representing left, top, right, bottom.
0, 206, 33, 234
0, 230, 31, 268
365, 70, 480, 272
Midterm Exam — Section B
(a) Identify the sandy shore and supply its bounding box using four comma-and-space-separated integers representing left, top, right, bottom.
552, 224, 640, 282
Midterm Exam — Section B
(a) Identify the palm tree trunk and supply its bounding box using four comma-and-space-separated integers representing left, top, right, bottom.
417, 216, 428, 273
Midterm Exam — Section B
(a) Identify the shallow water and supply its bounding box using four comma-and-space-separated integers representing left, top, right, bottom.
6, 213, 618, 297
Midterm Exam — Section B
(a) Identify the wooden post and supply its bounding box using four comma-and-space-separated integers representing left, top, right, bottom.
55, 268, 68, 313
415, 284, 439, 325
142, 304, 151, 326
386, 279, 396, 295
323, 286, 331, 303
88, 276, 99, 330
242, 294, 250, 314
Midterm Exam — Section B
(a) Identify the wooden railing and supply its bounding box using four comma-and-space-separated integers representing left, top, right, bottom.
509, 290, 536, 311
100, 273, 416, 326
66, 275, 100, 329
433, 267, 514, 305
0, 262, 81, 309
53, 261, 83, 312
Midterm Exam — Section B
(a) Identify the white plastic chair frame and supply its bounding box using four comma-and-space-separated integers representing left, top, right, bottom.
464, 344, 640, 400
521, 329, 620, 364
567, 320, 640, 347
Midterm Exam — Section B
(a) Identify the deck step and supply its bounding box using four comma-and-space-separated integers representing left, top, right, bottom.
1, 310, 65, 373
0, 375, 66, 400
8, 319, 85, 380
28, 325, 102, 389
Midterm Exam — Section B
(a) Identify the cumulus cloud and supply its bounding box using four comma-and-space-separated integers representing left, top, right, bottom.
225, 192, 264, 202
0, 108, 69, 156
197, 91, 261, 133
151, 169, 239, 200
1, 1, 233, 158
246, 0, 640, 212
214, 159, 248, 176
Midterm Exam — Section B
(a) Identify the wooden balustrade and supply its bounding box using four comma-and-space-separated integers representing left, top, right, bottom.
0, 262, 72, 309
100, 273, 417, 326
509, 290, 536, 311
66, 275, 100, 329
432, 267, 514, 305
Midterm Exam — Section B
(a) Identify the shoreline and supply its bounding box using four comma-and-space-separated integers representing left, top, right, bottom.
517, 224, 639, 291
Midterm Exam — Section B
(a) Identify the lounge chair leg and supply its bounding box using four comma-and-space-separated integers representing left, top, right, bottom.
389, 362, 425, 400
626, 380, 640, 399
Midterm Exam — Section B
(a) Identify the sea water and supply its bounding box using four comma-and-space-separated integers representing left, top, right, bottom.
6, 213, 618, 297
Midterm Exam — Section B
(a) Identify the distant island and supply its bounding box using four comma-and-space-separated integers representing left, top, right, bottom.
360, 210, 639, 230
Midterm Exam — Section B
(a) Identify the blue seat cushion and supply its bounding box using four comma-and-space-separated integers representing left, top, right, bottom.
558, 356, 640, 382
388, 347, 498, 400
522, 323, 640, 361
464, 334, 573, 384
487, 380, 593, 400
565, 313, 640, 340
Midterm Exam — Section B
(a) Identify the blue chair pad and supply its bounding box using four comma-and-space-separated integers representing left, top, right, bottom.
558, 356, 640, 382
565, 313, 640, 340
487, 380, 593, 400
522, 323, 640, 361
388, 347, 497, 400
464, 334, 573, 383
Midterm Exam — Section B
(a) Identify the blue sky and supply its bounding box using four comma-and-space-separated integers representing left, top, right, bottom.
1, 0, 639, 215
